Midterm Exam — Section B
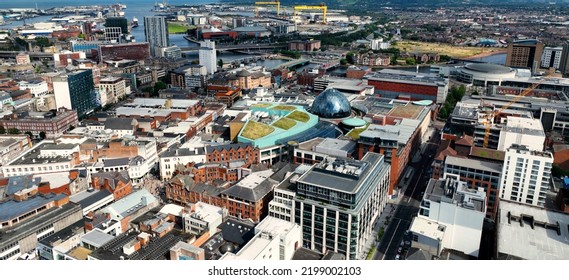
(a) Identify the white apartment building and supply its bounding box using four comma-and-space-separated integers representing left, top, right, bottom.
497, 116, 545, 152
1, 141, 79, 177
159, 147, 206, 180
219, 216, 301, 260
500, 144, 553, 207
412, 175, 486, 257
19, 80, 49, 97
183, 202, 227, 236
97, 76, 129, 106
199, 40, 217, 75
370, 38, 391, 50
541, 46, 563, 69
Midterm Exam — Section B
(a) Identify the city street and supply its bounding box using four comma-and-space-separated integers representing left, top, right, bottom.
373, 124, 442, 260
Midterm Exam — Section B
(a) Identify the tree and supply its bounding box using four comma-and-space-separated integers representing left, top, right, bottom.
0, 125, 5, 134
153, 81, 167, 96
340, 58, 348, 65
217, 59, 223, 68
346, 52, 356, 64
39, 131, 46, 140
405, 58, 416, 65
25, 131, 33, 138
8, 128, 20, 135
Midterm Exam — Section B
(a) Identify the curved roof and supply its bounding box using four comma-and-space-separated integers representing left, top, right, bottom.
412, 100, 433, 106
464, 63, 512, 74
311, 88, 351, 119
237, 69, 251, 77
342, 118, 367, 127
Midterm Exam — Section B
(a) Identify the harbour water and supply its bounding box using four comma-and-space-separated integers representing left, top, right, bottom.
0, 1, 508, 67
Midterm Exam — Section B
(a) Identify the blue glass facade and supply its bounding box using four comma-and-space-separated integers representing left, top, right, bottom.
68, 70, 98, 118
310, 88, 351, 119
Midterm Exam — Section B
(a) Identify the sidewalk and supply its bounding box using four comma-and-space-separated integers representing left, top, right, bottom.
360, 195, 402, 259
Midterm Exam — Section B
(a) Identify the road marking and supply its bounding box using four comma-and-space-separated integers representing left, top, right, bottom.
382, 219, 402, 260
407, 169, 424, 203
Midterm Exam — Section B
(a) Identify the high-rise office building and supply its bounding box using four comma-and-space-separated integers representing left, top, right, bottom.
541, 46, 563, 69
199, 40, 217, 75
499, 144, 553, 207
269, 153, 390, 260
53, 69, 98, 118
559, 40, 569, 76
104, 27, 123, 42
144, 16, 169, 57
105, 17, 129, 34
505, 39, 544, 73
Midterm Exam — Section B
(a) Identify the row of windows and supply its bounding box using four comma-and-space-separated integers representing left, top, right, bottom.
0, 248, 20, 260
5, 164, 70, 174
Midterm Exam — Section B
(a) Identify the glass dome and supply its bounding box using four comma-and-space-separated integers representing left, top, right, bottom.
311, 88, 351, 119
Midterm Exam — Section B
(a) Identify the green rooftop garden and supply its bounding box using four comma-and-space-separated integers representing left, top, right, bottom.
271, 105, 297, 111
251, 103, 272, 108
286, 111, 310, 123
272, 118, 296, 130
241, 121, 275, 140
346, 124, 370, 140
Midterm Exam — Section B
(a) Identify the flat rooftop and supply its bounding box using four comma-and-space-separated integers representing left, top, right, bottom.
410, 216, 446, 241
81, 229, 114, 248
255, 216, 298, 236
0, 193, 67, 222
0, 202, 82, 245
388, 103, 427, 119
359, 118, 419, 144
297, 152, 382, 194
100, 189, 157, 220
502, 116, 545, 137
366, 69, 447, 87
498, 200, 569, 260
127, 98, 199, 109
219, 233, 273, 260
6, 142, 74, 166
116, 107, 172, 117
445, 155, 502, 174
424, 177, 486, 212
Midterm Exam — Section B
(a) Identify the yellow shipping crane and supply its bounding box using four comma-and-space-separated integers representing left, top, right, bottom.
254, 1, 280, 17
294, 3, 327, 24
482, 72, 553, 148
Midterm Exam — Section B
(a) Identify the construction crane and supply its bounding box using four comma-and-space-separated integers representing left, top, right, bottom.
254, 1, 280, 17
482, 71, 553, 148
294, 3, 327, 24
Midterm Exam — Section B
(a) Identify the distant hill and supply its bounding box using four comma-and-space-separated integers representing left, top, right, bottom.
227, 0, 569, 9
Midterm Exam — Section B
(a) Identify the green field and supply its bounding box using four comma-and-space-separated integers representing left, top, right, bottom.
286, 111, 309, 123
241, 121, 275, 140
272, 118, 296, 130
168, 22, 190, 34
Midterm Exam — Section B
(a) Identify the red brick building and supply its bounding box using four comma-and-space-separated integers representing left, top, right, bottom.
208, 85, 242, 108
0, 108, 78, 139
366, 71, 448, 104
166, 168, 273, 223
91, 171, 133, 200
205, 143, 259, 166
97, 42, 150, 62
288, 40, 321, 51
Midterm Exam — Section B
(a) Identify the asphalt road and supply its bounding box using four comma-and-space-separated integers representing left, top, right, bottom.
374, 127, 442, 260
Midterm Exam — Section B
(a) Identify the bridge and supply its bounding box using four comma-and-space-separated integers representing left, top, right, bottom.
179, 43, 287, 52
278, 59, 310, 70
